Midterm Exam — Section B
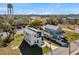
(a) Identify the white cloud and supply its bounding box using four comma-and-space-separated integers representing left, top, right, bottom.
0, 7, 7, 11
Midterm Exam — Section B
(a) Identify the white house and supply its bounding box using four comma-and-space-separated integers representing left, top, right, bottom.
24, 27, 44, 47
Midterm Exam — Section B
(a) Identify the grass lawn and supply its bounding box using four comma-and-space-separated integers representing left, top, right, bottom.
10, 34, 24, 45
42, 47, 50, 54
67, 24, 75, 29
59, 24, 78, 29
64, 30, 79, 42
14, 34, 24, 42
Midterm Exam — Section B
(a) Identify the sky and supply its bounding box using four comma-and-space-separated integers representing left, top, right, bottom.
0, 3, 79, 15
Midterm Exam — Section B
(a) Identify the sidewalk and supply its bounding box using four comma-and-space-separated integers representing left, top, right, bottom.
71, 48, 79, 55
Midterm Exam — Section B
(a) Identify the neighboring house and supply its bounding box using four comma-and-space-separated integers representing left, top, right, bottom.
43, 25, 69, 47
24, 27, 44, 47
44, 25, 64, 38
67, 17, 76, 24
68, 19, 76, 24
61, 17, 77, 24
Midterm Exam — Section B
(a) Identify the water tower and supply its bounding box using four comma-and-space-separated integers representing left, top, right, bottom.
7, 3, 13, 16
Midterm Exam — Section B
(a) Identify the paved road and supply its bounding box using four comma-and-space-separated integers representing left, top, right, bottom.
71, 48, 79, 55
70, 39, 79, 55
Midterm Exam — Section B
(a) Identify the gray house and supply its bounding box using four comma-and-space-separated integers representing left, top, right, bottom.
43, 25, 69, 47
44, 25, 64, 38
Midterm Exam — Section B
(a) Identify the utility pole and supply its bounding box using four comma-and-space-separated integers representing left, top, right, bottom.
74, 19, 76, 33
69, 43, 71, 55
69, 19, 76, 55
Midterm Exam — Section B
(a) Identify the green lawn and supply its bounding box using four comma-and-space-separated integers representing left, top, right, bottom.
8, 34, 24, 47
14, 34, 24, 41
42, 47, 50, 54
64, 30, 79, 42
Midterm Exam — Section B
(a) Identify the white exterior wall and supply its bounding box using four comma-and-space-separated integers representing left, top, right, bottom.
37, 38, 43, 47
24, 27, 44, 47
30, 33, 37, 45
24, 31, 36, 46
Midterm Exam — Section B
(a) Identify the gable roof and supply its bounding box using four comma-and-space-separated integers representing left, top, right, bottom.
45, 25, 59, 30
24, 27, 35, 35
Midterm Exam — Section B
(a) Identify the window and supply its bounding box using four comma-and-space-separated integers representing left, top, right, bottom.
37, 32, 41, 38
35, 41, 36, 44
37, 40, 39, 43
56, 31, 65, 35
53, 34, 57, 39
34, 35, 37, 37
41, 37, 44, 40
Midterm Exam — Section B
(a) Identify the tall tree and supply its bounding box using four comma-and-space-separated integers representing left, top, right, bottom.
0, 21, 15, 43
29, 19, 43, 28
46, 18, 59, 25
